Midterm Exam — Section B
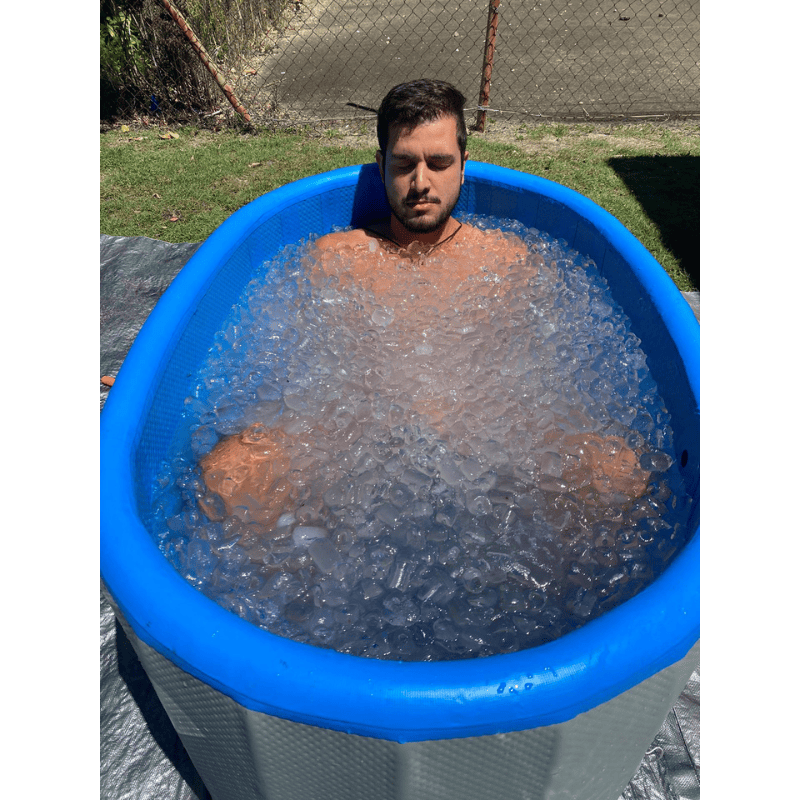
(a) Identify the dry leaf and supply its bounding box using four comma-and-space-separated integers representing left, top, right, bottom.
121, 124, 130, 132
248, 162, 263, 168
245, 69, 257, 75
153, 193, 162, 199
169, 216, 180, 222
159, 131, 180, 139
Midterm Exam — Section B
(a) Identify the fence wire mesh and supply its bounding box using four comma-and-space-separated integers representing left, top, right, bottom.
101, 0, 699, 128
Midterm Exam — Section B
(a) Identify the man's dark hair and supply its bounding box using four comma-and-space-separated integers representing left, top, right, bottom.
377, 79, 467, 160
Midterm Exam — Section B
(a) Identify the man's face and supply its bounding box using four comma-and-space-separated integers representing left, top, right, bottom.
377, 115, 467, 235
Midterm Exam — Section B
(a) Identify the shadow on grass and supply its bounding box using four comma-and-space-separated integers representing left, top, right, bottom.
608, 155, 699, 290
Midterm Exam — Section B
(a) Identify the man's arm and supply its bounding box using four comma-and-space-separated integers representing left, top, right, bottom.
200, 423, 295, 529
559, 432, 651, 505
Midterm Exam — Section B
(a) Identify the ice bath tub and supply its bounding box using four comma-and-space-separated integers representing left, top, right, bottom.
101, 162, 699, 800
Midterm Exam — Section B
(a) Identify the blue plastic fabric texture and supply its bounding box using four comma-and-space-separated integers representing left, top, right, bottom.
101, 162, 699, 743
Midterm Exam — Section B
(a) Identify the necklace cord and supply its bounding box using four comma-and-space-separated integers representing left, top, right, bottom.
365, 222, 463, 255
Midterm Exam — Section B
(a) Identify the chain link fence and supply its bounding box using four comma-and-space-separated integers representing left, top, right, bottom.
101, 0, 699, 128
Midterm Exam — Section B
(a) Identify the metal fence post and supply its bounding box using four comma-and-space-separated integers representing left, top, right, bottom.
476, 0, 501, 132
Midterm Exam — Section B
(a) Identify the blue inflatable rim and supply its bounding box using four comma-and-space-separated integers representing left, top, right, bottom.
101, 162, 699, 743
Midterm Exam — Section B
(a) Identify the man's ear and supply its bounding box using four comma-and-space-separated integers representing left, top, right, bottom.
376, 149, 384, 181
461, 150, 469, 184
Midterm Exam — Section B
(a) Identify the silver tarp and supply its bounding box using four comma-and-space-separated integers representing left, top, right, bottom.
100, 234, 700, 800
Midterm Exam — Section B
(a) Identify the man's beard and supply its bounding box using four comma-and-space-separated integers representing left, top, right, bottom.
385, 186, 462, 235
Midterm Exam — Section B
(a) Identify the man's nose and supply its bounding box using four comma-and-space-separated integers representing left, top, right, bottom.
411, 162, 430, 193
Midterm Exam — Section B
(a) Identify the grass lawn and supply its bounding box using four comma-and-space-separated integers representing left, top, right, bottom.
100, 120, 699, 290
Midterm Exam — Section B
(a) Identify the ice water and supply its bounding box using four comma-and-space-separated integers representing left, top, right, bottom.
148, 216, 692, 661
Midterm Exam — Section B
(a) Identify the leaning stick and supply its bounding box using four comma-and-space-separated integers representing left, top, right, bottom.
159, 0, 252, 122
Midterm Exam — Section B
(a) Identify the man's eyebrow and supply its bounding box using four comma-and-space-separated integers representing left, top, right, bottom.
391, 152, 456, 163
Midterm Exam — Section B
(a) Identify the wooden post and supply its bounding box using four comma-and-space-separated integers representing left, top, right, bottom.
476, 0, 501, 132
159, 0, 252, 123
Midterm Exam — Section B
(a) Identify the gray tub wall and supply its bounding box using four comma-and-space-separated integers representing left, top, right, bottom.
114, 604, 698, 800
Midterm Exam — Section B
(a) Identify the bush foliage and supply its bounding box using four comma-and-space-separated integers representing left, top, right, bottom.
100, 0, 287, 122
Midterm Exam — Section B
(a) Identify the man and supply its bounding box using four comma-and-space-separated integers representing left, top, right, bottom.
315, 80, 527, 267
319, 80, 475, 251
201, 80, 651, 529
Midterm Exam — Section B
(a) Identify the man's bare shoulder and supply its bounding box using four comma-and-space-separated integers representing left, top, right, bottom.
315, 228, 375, 252
458, 221, 529, 261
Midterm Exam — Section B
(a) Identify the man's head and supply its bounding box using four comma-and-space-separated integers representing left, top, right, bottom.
376, 80, 469, 238
377, 80, 468, 162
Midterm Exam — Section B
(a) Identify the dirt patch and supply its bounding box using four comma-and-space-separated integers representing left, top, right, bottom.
308, 117, 700, 154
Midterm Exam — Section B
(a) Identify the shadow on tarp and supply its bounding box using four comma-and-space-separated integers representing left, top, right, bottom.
115, 619, 213, 799
608, 155, 699, 291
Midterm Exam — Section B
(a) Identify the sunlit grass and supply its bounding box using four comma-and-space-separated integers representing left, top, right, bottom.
101, 121, 698, 289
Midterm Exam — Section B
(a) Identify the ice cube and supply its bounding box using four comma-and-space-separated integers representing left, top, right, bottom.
459, 458, 484, 482
438, 457, 463, 486
382, 593, 419, 626
639, 450, 674, 472
371, 307, 394, 327
276, 512, 296, 528
308, 537, 341, 573
539, 451, 562, 477
465, 491, 492, 516
360, 579, 384, 601
292, 525, 328, 548
387, 556, 414, 592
